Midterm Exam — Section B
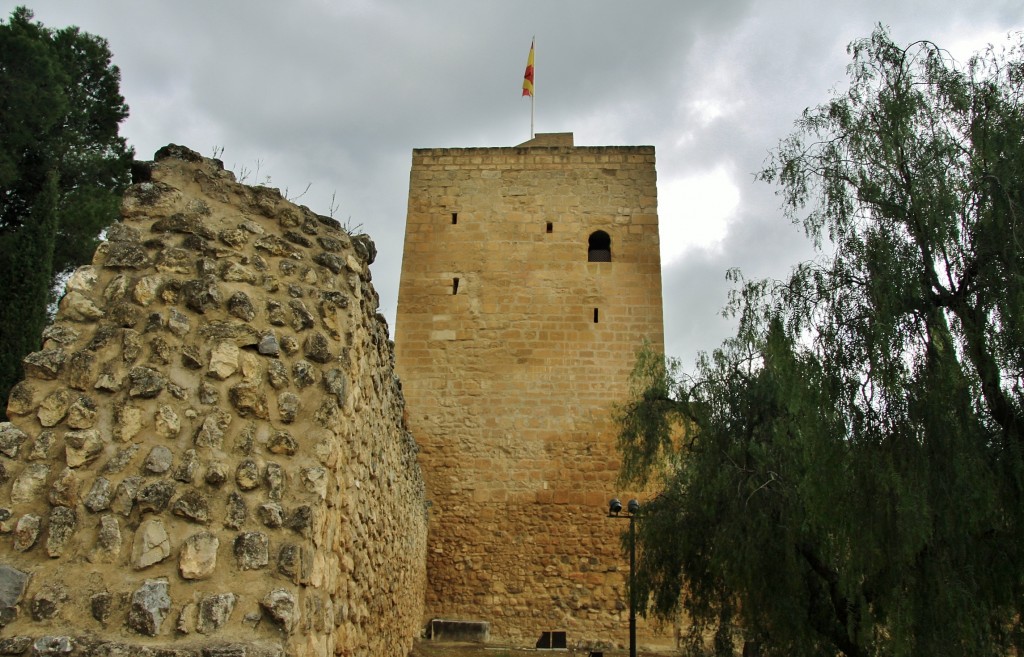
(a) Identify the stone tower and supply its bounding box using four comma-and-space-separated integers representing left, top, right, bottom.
394, 133, 666, 646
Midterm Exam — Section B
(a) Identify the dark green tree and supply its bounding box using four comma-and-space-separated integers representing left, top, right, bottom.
0, 7, 132, 405
617, 28, 1024, 657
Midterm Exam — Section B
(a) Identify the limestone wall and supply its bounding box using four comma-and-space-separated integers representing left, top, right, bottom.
394, 142, 668, 648
0, 146, 427, 656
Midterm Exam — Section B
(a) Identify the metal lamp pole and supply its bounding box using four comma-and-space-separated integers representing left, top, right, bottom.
609, 498, 640, 657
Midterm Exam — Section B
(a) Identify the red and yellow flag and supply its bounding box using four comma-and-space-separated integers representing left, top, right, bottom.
522, 39, 535, 97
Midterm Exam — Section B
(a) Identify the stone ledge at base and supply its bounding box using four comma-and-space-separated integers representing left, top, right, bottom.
428, 619, 490, 643
0, 636, 285, 656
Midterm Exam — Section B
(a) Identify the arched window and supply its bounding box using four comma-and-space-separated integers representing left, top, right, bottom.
588, 230, 611, 262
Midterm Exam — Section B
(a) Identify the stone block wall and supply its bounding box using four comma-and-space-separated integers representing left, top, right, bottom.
0, 146, 427, 656
394, 140, 669, 648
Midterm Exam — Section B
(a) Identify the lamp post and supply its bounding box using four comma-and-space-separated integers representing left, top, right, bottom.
608, 498, 640, 657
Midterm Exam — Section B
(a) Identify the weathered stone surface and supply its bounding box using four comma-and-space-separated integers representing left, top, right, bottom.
11, 464, 49, 504
197, 593, 235, 634
66, 351, 99, 390
323, 368, 346, 402
197, 320, 261, 346
279, 335, 299, 355
37, 389, 73, 427
65, 395, 98, 429
0, 423, 28, 458
167, 307, 191, 337
266, 360, 289, 389
46, 506, 77, 557
260, 589, 298, 634
136, 480, 176, 514
226, 292, 256, 322
207, 341, 239, 380
23, 348, 66, 379
111, 476, 142, 516
313, 252, 346, 274
48, 468, 80, 507
224, 492, 247, 530
84, 477, 114, 512
233, 532, 268, 570
105, 241, 150, 268
265, 463, 285, 501
154, 404, 181, 439
179, 531, 219, 580
258, 332, 280, 357
171, 489, 210, 524
127, 578, 171, 636
13, 514, 41, 552
0, 636, 31, 652
5, 381, 36, 416
173, 449, 199, 483
91, 514, 122, 563
182, 276, 222, 314
103, 445, 140, 474
127, 366, 166, 398
203, 460, 227, 487
277, 392, 299, 423
285, 505, 312, 536
228, 381, 268, 419
257, 503, 284, 528
31, 585, 67, 621
27, 430, 55, 461
65, 429, 104, 468
31, 635, 73, 654
60, 291, 105, 322
144, 445, 174, 474
292, 360, 315, 388
90, 591, 112, 624
267, 431, 296, 456
300, 466, 328, 499
122, 329, 144, 365
132, 518, 171, 569
113, 403, 145, 442
195, 408, 231, 448
0, 565, 30, 615
235, 459, 260, 491
303, 332, 333, 363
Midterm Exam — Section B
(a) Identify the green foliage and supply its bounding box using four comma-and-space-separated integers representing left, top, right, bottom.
617, 28, 1024, 657
0, 6, 132, 405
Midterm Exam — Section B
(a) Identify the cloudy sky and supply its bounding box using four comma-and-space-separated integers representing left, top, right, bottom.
16, 0, 1023, 368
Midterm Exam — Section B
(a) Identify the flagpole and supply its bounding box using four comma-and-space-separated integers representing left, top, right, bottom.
531, 37, 535, 139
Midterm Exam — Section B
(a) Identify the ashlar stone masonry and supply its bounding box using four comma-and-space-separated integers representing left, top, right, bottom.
0, 145, 427, 657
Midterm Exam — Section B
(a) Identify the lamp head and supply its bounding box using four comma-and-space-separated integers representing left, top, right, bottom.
609, 498, 623, 515
627, 499, 640, 515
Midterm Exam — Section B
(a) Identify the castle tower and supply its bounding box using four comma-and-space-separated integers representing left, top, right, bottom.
394, 133, 665, 646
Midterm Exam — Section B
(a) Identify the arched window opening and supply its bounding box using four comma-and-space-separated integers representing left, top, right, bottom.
588, 230, 611, 262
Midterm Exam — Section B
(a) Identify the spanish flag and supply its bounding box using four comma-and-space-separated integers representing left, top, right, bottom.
522, 38, 535, 97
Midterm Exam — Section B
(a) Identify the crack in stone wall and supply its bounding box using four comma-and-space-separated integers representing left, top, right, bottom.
0, 145, 427, 657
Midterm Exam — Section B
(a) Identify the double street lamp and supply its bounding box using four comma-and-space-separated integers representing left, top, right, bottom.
608, 498, 640, 657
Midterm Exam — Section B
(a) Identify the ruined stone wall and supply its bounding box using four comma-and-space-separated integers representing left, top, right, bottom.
0, 146, 427, 656
394, 141, 668, 648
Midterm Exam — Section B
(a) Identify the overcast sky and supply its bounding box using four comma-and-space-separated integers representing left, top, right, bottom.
15, 0, 1023, 368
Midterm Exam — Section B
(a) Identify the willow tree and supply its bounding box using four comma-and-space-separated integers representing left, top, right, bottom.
617, 28, 1024, 657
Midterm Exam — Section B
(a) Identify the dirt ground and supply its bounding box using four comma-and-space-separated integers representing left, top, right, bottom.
409, 639, 675, 657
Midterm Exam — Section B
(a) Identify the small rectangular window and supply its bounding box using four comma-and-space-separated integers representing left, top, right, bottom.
451, 212, 458, 225
536, 631, 567, 649
452, 277, 460, 295
546, 221, 553, 233
593, 308, 599, 323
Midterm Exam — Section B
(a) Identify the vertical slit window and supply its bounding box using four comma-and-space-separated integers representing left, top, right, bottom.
593, 308, 599, 323
452, 277, 460, 295
451, 212, 458, 225
546, 221, 553, 233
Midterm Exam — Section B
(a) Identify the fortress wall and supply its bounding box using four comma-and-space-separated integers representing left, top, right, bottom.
395, 142, 668, 648
0, 146, 427, 657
